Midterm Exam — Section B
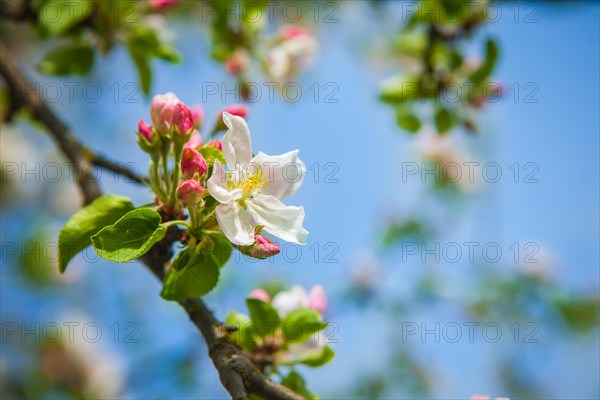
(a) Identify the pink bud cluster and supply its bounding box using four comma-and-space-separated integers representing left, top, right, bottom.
150, 92, 195, 137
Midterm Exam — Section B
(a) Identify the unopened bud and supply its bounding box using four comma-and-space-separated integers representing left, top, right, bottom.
242, 235, 280, 259
249, 288, 271, 303
177, 179, 204, 207
224, 50, 249, 76
207, 139, 223, 151
181, 147, 207, 180
173, 102, 194, 137
151, 92, 180, 134
138, 119, 153, 141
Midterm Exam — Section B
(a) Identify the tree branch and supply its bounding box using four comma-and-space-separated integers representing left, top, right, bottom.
0, 39, 304, 400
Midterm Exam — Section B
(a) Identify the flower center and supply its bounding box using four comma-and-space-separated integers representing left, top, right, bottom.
228, 165, 268, 198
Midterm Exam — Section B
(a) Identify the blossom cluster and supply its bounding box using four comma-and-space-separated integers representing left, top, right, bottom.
136, 92, 308, 258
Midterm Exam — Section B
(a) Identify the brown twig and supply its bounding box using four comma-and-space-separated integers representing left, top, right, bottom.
0, 39, 304, 400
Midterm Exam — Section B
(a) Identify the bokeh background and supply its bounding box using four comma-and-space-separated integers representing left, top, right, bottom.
1, 1, 599, 399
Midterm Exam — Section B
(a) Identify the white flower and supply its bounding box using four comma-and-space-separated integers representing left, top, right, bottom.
273, 285, 310, 317
268, 33, 317, 81
272, 285, 326, 318
207, 112, 308, 246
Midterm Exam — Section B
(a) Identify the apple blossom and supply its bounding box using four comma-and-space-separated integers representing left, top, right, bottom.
207, 112, 308, 246
181, 147, 207, 180
177, 179, 204, 207
272, 285, 326, 318
268, 26, 317, 81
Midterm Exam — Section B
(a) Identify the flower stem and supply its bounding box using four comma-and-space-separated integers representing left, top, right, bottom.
161, 220, 191, 229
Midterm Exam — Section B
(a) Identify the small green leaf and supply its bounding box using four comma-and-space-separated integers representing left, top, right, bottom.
58, 195, 135, 273
91, 209, 165, 263
434, 107, 453, 133
396, 107, 421, 133
199, 146, 226, 167
225, 311, 258, 351
39, 0, 91, 35
299, 345, 335, 367
281, 308, 327, 344
128, 45, 152, 96
380, 74, 422, 103
160, 252, 220, 300
281, 370, 319, 400
470, 38, 499, 84
246, 298, 281, 338
37, 43, 95, 76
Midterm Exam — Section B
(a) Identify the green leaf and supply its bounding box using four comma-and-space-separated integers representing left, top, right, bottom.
58, 195, 135, 273
281, 370, 319, 400
128, 44, 152, 96
469, 38, 499, 84
37, 43, 95, 76
160, 251, 220, 300
200, 232, 232, 268
39, 0, 91, 35
281, 308, 327, 344
225, 311, 258, 351
199, 146, 226, 167
246, 298, 281, 338
434, 107, 453, 133
91, 209, 166, 263
380, 74, 422, 103
396, 107, 421, 133
299, 345, 335, 367
171, 247, 196, 272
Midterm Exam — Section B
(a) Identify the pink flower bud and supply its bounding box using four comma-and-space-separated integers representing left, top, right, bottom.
151, 92, 181, 134
184, 131, 203, 149
173, 102, 194, 136
207, 139, 223, 151
249, 235, 280, 259
249, 288, 271, 303
308, 285, 327, 316
138, 119, 153, 141
280, 25, 309, 40
191, 105, 204, 129
470, 396, 490, 400
221, 105, 249, 119
177, 179, 204, 207
149, 0, 178, 11
181, 147, 207, 180
224, 50, 249, 76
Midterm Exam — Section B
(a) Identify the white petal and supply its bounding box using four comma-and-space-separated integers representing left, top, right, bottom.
207, 160, 242, 204
222, 112, 252, 168
252, 150, 305, 200
215, 202, 255, 246
268, 46, 291, 80
246, 194, 308, 244
272, 285, 308, 317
